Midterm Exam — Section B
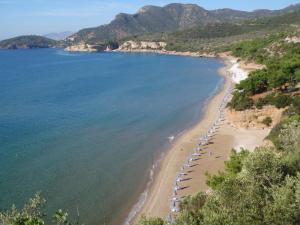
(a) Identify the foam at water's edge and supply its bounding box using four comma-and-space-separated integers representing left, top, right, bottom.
123, 70, 225, 225
123, 151, 165, 225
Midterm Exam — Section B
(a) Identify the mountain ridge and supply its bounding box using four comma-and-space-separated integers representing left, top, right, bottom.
2, 3, 300, 50
68, 3, 300, 44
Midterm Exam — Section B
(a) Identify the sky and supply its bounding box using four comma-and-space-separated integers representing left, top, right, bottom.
0, 0, 299, 40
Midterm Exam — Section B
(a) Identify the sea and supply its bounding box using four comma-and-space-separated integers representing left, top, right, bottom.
0, 49, 224, 225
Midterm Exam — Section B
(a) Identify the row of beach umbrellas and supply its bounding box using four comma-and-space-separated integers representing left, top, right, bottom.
169, 83, 234, 217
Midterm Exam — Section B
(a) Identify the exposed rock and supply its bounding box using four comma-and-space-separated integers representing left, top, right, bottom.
117, 40, 216, 58
226, 105, 285, 129
285, 36, 300, 43
65, 43, 107, 52
118, 41, 167, 51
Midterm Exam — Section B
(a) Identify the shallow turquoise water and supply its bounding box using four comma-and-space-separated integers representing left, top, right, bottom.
0, 49, 223, 225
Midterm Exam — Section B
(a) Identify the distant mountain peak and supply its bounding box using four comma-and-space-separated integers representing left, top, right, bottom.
44, 31, 74, 41
137, 5, 159, 13
68, 3, 300, 44
283, 3, 300, 11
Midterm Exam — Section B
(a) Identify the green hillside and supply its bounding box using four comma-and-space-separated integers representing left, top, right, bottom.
68, 3, 300, 45
156, 9, 300, 52
0, 35, 59, 49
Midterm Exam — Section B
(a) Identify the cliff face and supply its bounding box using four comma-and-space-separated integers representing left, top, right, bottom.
64, 43, 108, 52
226, 105, 285, 129
64, 42, 119, 52
118, 41, 167, 51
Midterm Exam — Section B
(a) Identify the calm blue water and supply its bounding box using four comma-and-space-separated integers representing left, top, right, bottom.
0, 49, 223, 225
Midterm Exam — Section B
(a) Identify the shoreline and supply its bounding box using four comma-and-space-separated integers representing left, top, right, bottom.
114, 49, 216, 58
123, 57, 228, 225
124, 56, 232, 224
124, 54, 270, 224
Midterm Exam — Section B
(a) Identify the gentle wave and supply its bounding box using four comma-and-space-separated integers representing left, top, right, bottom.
123, 74, 225, 225
55, 50, 81, 57
123, 152, 165, 225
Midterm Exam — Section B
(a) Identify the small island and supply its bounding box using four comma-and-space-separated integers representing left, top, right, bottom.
0, 35, 59, 49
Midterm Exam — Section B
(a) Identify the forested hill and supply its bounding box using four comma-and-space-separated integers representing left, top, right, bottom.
162, 8, 300, 52
121, 8, 300, 53
0, 35, 59, 49
68, 3, 300, 44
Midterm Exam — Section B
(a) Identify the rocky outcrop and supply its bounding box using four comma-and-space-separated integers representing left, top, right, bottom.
64, 43, 107, 52
285, 36, 300, 43
226, 105, 285, 129
118, 41, 167, 51
116, 40, 216, 58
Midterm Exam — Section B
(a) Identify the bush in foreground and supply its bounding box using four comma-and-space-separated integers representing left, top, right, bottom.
0, 193, 77, 225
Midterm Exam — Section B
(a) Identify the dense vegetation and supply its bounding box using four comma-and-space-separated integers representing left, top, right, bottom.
123, 9, 300, 53
227, 31, 300, 111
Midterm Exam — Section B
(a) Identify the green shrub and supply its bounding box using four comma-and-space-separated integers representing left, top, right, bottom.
262, 116, 273, 126
176, 193, 207, 225
227, 92, 254, 111
206, 150, 249, 190
255, 97, 268, 109
268, 115, 300, 150
237, 70, 269, 95
272, 94, 293, 108
137, 217, 165, 225
291, 96, 300, 114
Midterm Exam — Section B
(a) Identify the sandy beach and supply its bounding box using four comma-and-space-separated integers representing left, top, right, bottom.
128, 56, 270, 224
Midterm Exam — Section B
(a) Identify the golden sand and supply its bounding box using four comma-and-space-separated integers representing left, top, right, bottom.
132, 57, 270, 223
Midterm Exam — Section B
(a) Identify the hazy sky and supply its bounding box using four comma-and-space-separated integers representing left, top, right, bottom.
0, 0, 299, 40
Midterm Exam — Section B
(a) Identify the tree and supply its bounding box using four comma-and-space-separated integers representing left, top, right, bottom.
264, 175, 300, 225
206, 150, 249, 190
203, 148, 285, 225
227, 91, 253, 111
53, 209, 71, 225
176, 193, 207, 225
0, 194, 79, 225
278, 120, 300, 153
136, 217, 165, 225
0, 193, 45, 225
